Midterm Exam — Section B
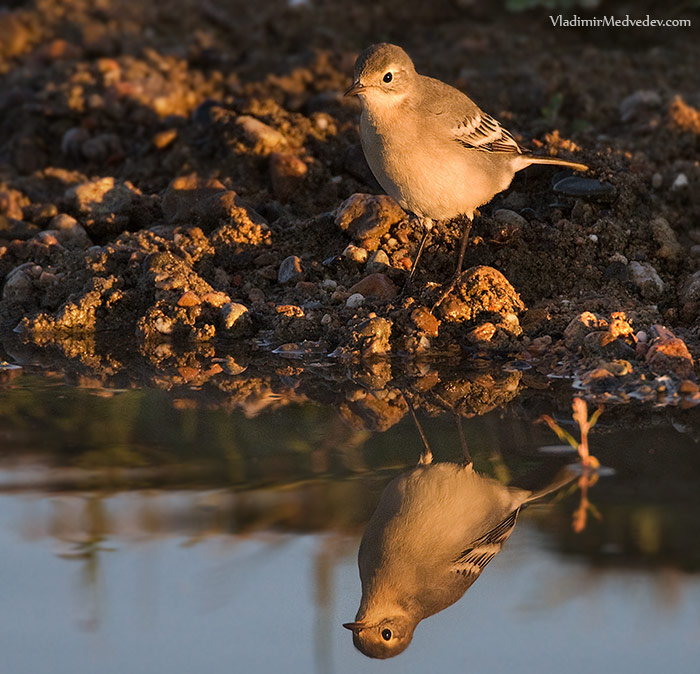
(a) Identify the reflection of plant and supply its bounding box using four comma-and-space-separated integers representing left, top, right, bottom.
539, 397, 602, 532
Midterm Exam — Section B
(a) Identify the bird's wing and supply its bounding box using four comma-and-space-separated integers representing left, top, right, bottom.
451, 508, 520, 576
452, 111, 522, 154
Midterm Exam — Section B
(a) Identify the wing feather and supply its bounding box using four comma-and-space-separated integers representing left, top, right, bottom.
453, 112, 522, 154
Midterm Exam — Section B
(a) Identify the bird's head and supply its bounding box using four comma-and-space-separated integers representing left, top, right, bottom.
345, 43, 416, 107
343, 614, 416, 659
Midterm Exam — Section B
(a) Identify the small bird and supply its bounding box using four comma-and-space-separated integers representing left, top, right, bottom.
345, 43, 588, 297
343, 408, 574, 659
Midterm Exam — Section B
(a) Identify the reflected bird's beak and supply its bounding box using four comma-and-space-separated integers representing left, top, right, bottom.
344, 81, 365, 97
342, 621, 366, 631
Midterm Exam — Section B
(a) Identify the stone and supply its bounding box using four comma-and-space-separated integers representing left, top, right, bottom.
619, 89, 661, 123
49, 213, 91, 248
346, 293, 365, 309
628, 261, 664, 299
2, 263, 36, 303
348, 273, 398, 301
651, 173, 663, 189
466, 322, 496, 344
355, 317, 393, 358
177, 290, 201, 307
437, 266, 524, 335
553, 176, 616, 199
278, 255, 303, 284
335, 193, 406, 245
366, 249, 391, 273
680, 270, 700, 306
236, 115, 287, 151
66, 177, 137, 220
645, 325, 694, 378
651, 217, 682, 260
410, 307, 439, 337
342, 244, 368, 263
220, 302, 252, 337
493, 208, 527, 229
269, 153, 307, 201
671, 173, 689, 191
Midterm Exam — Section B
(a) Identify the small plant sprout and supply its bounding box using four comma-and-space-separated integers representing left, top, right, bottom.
539, 397, 601, 469
539, 397, 602, 533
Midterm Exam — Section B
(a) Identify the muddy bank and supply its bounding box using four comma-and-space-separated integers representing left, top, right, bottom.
1, 0, 699, 402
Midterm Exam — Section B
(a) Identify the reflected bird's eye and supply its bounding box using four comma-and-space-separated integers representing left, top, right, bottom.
381, 628, 392, 641
383, 72, 393, 83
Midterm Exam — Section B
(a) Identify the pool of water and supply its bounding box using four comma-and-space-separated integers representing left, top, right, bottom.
2, 371, 700, 673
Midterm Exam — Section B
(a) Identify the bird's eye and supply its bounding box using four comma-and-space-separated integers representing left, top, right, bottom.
381, 628, 392, 641
383, 72, 393, 83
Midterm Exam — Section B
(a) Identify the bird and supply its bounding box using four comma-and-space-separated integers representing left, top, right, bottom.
343, 405, 575, 659
344, 43, 588, 301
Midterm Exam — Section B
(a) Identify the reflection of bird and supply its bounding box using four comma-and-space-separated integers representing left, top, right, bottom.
345, 43, 588, 293
344, 408, 574, 658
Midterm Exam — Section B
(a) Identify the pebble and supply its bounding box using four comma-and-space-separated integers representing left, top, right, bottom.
619, 89, 661, 123
346, 293, 365, 309
321, 313, 332, 325
2, 263, 35, 303
161, 175, 226, 224
49, 213, 91, 248
671, 173, 689, 191
366, 249, 390, 272
493, 208, 527, 229
679, 270, 700, 305
320, 279, 337, 290
177, 290, 201, 307
66, 177, 137, 219
269, 153, 307, 201
651, 172, 663, 189
355, 317, 392, 358
220, 302, 252, 337
153, 128, 178, 150
348, 273, 398, 301
278, 255, 304, 284
343, 243, 368, 263
553, 176, 616, 199
645, 325, 694, 378
628, 261, 664, 299
410, 306, 439, 337
236, 115, 287, 151
335, 193, 406, 249
651, 217, 682, 260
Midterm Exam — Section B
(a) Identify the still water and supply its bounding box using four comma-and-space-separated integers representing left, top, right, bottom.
1, 370, 700, 674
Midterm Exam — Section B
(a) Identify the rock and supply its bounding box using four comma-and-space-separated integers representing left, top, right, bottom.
553, 176, 616, 199
680, 270, 700, 305
668, 95, 700, 134
153, 128, 178, 150
61, 127, 90, 157
220, 302, 252, 337
563, 311, 607, 349
645, 325, 695, 378
0, 188, 25, 221
342, 244, 368, 263
651, 172, 663, 189
161, 175, 226, 224
2, 263, 36, 303
582, 331, 634, 359
335, 193, 406, 248
355, 317, 393, 358
366, 249, 390, 273
269, 153, 307, 200
346, 293, 364, 309
348, 273, 398, 301
437, 266, 524, 336
278, 255, 303, 284
493, 208, 527, 229
619, 89, 661, 122
651, 217, 682, 260
466, 322, 496, 344
49, 213, 91, 248
628, 261, 664, 299
67, 177, 135, 218
177, 290, 201, 307
236, 115, 287, 151
410, 307, 439, 337
671, 173, 689, 192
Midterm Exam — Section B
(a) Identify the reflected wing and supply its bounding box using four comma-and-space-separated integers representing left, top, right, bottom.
451, 509, 520, 577
453, 111, 522, 154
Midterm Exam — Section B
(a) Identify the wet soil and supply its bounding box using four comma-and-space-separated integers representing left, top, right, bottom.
1, 0, 699, 405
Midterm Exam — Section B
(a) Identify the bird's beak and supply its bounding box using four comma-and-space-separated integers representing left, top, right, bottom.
342, 621, 366, 631
344, 81, 365, 97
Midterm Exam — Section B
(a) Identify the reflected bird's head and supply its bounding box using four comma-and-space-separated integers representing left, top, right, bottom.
345, 43, 416, 107
343, 614, 415, 659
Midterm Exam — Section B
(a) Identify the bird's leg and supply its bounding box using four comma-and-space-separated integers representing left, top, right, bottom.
405, 396, 433, 465
455, 415, 472, 466
431, 215, 473, 311
402, 217, 433, 292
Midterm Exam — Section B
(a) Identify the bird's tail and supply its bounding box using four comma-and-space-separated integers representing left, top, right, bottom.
524, 466, 577, 504
519, 155, 589, 172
